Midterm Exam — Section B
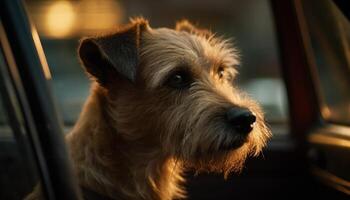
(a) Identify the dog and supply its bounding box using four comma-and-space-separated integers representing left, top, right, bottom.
26, 17, 271, 200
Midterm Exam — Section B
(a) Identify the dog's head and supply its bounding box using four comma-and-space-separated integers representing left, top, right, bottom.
78, 18, 271, 175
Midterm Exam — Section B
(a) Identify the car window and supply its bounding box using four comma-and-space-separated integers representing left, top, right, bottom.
25, 0, 289, 135
301, 0, 350, 126
0, 45, 39, 200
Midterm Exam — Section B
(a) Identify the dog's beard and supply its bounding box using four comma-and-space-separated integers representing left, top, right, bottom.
182, 145, 250, 177
171, 118, 271, 177
181, 133, 268, 176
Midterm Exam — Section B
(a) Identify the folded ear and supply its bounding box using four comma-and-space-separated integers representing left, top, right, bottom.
78, 18, 149, 85
175, 20, 212, 38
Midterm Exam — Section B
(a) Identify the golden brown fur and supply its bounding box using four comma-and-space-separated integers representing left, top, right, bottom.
66, 84, 185, 199
26, 18, 271, 200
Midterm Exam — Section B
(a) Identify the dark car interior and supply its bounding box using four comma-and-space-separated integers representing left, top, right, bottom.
0, 0, 350, 199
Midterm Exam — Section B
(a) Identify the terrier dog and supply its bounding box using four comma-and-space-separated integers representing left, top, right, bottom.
27, 18, 271, 200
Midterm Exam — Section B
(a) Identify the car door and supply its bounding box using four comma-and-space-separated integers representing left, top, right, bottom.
272, 0, 350, 196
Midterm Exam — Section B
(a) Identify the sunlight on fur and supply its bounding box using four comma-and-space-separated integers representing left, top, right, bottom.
26, 17, 271, 200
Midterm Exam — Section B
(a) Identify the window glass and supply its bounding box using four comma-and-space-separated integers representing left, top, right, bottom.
301, 0, 350, 125
0, 47, 39, 199
26, 0, 288, 134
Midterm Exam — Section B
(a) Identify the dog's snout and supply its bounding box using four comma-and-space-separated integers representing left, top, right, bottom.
226, 107, 256, 135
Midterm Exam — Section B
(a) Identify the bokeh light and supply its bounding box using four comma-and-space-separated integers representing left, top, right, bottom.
46, 1, 76, 38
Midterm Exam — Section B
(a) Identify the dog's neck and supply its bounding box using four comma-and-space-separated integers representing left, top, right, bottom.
66, 84, 184, 200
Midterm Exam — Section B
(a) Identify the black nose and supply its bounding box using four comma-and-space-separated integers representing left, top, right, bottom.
226, 107, 256, 135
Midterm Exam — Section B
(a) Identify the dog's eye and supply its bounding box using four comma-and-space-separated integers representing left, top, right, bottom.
166, 70, 193, 89
218, 67, 225, 79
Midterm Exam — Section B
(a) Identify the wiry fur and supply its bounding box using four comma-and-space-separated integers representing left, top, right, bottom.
26, 18, 271, 200
66, 85, 186, 199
